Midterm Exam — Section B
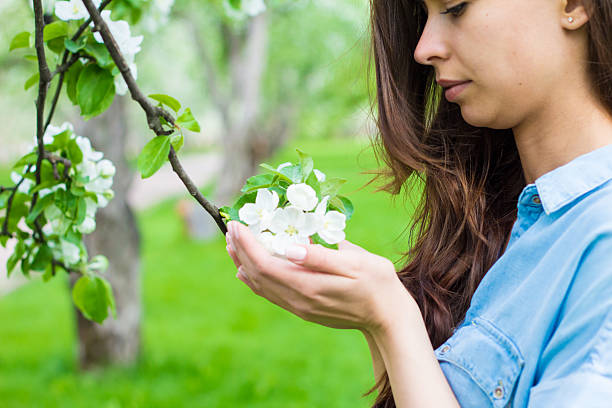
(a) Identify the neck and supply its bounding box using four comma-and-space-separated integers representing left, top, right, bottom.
512, 89, 612, 185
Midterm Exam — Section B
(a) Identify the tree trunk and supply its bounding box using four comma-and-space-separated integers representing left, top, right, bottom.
70, 96, 142, 369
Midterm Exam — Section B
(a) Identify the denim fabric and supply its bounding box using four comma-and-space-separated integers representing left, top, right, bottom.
433, 143, 612, 407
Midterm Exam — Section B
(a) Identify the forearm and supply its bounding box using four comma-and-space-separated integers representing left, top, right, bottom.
362, 329, 386, 385
370, 293, 460, 407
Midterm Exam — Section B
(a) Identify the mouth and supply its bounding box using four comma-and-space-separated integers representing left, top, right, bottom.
442, 80, 472, 102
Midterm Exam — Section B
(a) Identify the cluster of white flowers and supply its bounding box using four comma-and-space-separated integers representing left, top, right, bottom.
54, 0, 143, 95
238, 179, 346, 257
14, 122, 116, 266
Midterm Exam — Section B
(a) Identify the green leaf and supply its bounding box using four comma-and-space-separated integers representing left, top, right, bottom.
13, 151, 38, 168
296, 149, 314, 181
100, 276, 117, 319
240, 174, 275, 193
26, 193, 55, 226
279, 164, 303, 183
6, 240, 25, 277
219, 205, 240, 223
8, 193, 30, 233
42, 263, 53, 282
64, 38, 86, 54
137, 136, 171, 179
320, 177, 347, 197
170, 132, 184, 152
30, 179, 60, 194
84, 42, 113, 67
43, 21, 68, 42
75, 197, 87, 225
72, 275, 113, 323
259, 163, 293, 183
65, 60, 84, 105
232, 191, 258, 211
47, 37, 66, 54
176, 108, 200, 132
31, 245, 53, 271
76, 64, 115, 119
23, 72, 39, 90
9, 31, 30, 51
67, 138, 83, 164
149, 94, 181, 112
339, 196, 354, 221
304, 171, 321, 199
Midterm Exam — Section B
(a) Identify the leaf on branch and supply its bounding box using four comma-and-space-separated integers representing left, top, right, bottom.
26, 193, 55, 227
240, 174, 275, 193
83, 42, 113, 68
64, 38, 86, 54
137, 135, 171, 179
296, 149, 314, 181
6, 240, 25, 278
24, 72, 39, 90
13, 151, 38, 168
149, 94, 181, 113
66, 60, 84, 105
9, 31, 31, 51
76, 64, 115, 120
72, 275, 116, 324
67, 139, 84, 164
43, 21, 68, 42
176, 108, 201, 132
320, 177, 347, 198
170, 132, 184, 153
30, 245, 53, 272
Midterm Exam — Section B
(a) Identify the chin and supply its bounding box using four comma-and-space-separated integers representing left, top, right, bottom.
460, 105, 510, 129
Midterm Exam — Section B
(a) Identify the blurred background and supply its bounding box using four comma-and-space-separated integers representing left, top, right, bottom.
0, 0, 417, 406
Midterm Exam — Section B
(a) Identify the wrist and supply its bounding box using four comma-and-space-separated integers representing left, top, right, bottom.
369, 278, 421, 341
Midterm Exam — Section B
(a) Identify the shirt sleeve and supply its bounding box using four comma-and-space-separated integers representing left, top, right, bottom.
527, 234, 612, 408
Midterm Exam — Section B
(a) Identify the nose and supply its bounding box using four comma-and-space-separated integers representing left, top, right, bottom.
413, 19, 449, 67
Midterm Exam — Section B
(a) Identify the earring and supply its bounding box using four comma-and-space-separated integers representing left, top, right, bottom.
568, 16, 574, 23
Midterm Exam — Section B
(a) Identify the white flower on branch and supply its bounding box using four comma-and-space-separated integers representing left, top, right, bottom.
54, 0, 101, 21
286, 183, 318, 212
268, 206, 318, 256
93, 10, 143, 63
239, 188, 279, 233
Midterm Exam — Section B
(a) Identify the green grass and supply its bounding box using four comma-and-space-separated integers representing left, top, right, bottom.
0, 136, 418, 407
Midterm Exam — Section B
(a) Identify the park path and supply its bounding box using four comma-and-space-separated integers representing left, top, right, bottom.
0, 152, 221, 296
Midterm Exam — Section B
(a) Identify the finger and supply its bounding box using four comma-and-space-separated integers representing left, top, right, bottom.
228, 221, 279, 273
236, 266, 256, 290
285, 243, 356, 277
338, 240, 367, 253
226, 244, 241, 268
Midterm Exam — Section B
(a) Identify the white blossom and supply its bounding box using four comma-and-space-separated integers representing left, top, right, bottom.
97, 159, 116, 178
286, 183, 318, 212
311, 195, 346, 244
76, 136, 103, 161
268, 206, 318, 256
10, 171, 34, 194
239, 188, 279, 233
54, 0, 100, 21
93, 10, 143, 62
255, 231, 276, 254
113, 63, 137, 96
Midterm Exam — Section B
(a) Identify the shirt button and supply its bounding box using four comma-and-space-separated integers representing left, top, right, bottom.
440, 345, 450, 353
532, 195, 541, 204
493, 386, 504, 399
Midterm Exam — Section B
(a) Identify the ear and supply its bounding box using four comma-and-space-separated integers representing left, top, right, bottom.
560, 0, 589, 30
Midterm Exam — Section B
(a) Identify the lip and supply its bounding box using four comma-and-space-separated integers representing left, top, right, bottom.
439, 80, 472, 102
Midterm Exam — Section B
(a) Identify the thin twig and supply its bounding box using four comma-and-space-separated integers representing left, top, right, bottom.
81, 0, 227, 235
1, 167, 31, 237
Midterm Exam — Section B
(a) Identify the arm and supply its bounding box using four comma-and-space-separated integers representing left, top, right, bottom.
362, 329, 386, 385
370, 290, 460, 407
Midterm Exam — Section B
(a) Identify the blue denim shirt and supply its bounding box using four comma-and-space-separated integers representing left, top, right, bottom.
434, 143, 612, 407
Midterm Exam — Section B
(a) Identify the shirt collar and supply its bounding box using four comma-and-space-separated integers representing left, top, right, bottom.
534, 143, 612, 215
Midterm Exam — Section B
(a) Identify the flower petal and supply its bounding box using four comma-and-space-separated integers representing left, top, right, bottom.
239, 203, 259, 225
287, 183, 318, 211
324, 211, 346, 230
320, 229, 345, 245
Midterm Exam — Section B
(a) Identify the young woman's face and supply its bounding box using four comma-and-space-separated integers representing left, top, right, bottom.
414, 0, 583, 129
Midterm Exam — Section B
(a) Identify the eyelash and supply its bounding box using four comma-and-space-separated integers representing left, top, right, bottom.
440, 2, 468, 18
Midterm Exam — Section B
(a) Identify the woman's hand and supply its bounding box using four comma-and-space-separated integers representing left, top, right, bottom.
224, 220, 411, 335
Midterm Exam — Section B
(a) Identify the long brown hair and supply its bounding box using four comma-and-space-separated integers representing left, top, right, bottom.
362, 1, 612, 406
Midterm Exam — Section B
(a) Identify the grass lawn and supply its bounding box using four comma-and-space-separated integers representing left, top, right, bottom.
0, 136, 419, 407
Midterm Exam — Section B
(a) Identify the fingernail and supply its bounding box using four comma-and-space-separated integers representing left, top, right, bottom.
227, 233, 236, 252
230, 222, 240, 239
286, 245, 306, 261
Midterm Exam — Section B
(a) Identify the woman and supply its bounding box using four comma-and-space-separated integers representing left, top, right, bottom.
225, 0, 612, 406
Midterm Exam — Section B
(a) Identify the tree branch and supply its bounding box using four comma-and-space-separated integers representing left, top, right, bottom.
81, 0, 227, 235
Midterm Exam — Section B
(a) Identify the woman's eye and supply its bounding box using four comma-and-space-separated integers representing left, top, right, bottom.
440, 2, 468, 17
